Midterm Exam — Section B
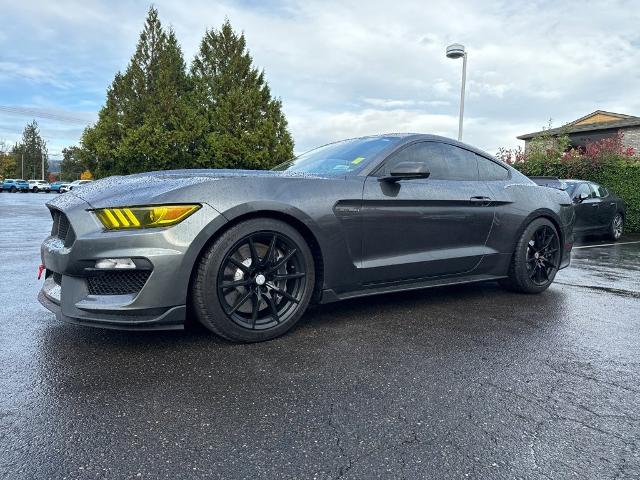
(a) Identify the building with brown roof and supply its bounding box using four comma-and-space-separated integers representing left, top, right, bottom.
517, 110, 640, 152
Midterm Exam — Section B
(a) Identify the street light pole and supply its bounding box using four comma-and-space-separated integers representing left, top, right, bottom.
458, 52, 467, 141
446, 43, 467, 142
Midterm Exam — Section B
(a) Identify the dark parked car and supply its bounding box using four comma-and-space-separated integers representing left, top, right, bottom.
564, 180, 625, 240
38, 134, 574, 342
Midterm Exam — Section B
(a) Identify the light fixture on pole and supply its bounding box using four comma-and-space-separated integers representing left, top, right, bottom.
446, 43, 467, 141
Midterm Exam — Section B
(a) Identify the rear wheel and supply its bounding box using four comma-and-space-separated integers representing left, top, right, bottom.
608, 213, 623, 241
10, 186, 16, 193
192, 218, 315, 342
33, 187, 39, 193
500, 218, 561, 293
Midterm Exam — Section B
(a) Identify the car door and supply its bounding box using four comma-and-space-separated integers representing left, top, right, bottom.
359, 141, 495, 284
573, 183, 599, 232
591, 183, 616, 229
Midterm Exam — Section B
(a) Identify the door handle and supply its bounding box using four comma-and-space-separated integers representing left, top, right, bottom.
470, 196, 492, 206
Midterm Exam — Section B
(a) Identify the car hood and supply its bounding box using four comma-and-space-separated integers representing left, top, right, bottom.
66, 169, 331, 208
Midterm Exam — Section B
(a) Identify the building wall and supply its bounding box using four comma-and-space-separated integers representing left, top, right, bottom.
569, 129, 618, 148
622, 126, 640, 152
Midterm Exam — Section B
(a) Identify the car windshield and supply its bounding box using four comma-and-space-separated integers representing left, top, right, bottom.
273, 136, 402, 175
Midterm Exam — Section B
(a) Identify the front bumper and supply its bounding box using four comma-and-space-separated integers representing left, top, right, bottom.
38, 288, 186, 330
37, 193, 224, 330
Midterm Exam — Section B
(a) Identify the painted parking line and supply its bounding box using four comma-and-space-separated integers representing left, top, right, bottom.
573, 240, 640, 249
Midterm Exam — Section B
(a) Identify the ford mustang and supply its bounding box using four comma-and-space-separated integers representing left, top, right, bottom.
38, 134, 574, 342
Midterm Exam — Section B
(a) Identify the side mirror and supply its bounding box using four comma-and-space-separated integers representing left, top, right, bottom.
380, 162, 431, 182
575, 192, 589, 203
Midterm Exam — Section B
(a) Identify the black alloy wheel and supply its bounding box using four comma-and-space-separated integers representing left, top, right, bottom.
193, 218, 315, 342
610, 213, 623, 240
217, 231, 307, 330
525, 224, 560, 286
500, 218, 561, 293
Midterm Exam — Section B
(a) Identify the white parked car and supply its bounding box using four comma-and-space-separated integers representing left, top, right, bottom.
28, 180, 51, 193
60, 179, 93, 193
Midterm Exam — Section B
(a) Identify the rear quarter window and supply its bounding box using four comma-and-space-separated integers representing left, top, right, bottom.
478, 157, 509, 180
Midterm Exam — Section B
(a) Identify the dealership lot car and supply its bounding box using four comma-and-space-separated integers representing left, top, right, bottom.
38, 134, 574, 342
28, 180, 51, 193
59, 179, 93, 193
49, 181, 68, 193
2, 178, 30, 192
564, 179, 625, 240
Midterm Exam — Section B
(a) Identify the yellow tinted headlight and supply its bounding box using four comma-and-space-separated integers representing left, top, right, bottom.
94, 205, 200, 230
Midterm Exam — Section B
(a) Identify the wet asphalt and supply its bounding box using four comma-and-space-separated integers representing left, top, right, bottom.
1, 192, 639, 480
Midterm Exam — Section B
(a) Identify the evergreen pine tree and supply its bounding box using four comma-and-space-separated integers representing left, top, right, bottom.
78, 9, 294, 177
11, 120, 48, 179
190, 20, 294, 169
81, 7, 191, 176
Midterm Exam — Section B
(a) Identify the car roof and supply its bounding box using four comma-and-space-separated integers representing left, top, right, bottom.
339, 133, 499, 161
562, 179, 598, 184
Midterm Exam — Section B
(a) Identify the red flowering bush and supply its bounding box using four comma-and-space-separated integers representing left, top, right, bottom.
495, 146, 526, 165
583, 132, 635, 161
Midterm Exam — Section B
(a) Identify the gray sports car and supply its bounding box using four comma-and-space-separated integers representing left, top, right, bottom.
38, 134, 575, 342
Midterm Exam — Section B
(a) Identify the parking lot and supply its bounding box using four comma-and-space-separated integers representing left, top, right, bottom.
1, 192, 639, 479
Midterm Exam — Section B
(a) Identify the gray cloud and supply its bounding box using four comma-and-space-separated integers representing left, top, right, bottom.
1, 0, 639, 155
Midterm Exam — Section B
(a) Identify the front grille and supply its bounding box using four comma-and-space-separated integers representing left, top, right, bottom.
50, 209, 75, 246
86, 271, 151, 296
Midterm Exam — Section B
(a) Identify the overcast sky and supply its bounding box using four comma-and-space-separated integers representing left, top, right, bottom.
1, 0, 640, 161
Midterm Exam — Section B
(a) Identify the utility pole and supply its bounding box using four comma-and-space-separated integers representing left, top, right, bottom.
21, 153, 24, 179
41, 152, 45, 180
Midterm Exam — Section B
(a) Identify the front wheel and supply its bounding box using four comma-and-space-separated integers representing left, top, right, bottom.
33, 187, 39, 193
500, 218, 561, 294
192, 218, 315, 342
10, 186, 16, 193
608, 213, 623, 241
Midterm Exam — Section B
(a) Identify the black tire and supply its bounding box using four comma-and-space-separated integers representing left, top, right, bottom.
33, 187, 39, 193
499, 218, 561, 294
192, 218, 315, 342
10, 186, 16, 193
608, 213, 623, 241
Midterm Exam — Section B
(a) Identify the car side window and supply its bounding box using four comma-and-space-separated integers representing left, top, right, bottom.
477, 157, 509, 180
380, 142, 480, 181
574, 183, 593, 199
592, 183, 608, 198
379, 142, 451, 179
